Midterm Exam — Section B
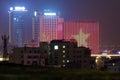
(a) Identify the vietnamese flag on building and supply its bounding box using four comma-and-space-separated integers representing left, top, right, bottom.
63, 22, 99, 54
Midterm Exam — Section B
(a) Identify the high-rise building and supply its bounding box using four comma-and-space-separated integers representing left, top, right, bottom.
32, 10, 64, 44
8, 6, 27, 47
32, 10, 99, 54
63, 22, 99, 54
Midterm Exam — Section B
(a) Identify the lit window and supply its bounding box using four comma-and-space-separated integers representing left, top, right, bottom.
63, 55, 65, 58
118, 51, 120, 54
63, 50, 65, 53
63, 65, 65, 67
34, 11, 37, 16
14, 18, 16, 20
54, 45, 58, 50
112, 63, 115, 66
63, 45, 65, 48
62, 60, 65, 63
67, 60, 69, 63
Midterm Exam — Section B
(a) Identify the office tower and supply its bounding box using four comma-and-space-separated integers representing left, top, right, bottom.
63, 22, 99, 54
8, 6, 27, 47
32, 10, 64, 44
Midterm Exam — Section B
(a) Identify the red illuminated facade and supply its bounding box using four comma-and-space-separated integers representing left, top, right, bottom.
32, 10, 64, 44
40, 17, 63, 43
63, 22, 99, 54
32, 10, 99, 54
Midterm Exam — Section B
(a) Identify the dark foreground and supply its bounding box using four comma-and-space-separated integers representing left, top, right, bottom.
0, 64, 120, 80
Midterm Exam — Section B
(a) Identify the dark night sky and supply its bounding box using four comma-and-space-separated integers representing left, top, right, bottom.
0, 0, 120, 49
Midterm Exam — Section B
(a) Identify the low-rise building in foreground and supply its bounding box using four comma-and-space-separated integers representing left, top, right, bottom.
9, 40, 92, 69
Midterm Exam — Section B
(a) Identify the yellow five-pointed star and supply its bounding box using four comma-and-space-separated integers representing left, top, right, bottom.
73, 29, 90, 47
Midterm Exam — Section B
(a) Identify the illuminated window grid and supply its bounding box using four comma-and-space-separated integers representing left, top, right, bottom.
39, 13, 64, 43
